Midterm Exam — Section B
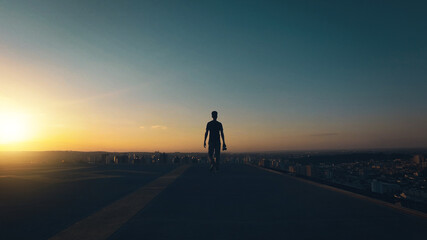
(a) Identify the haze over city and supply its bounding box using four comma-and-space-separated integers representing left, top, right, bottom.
1, 1, 426, 152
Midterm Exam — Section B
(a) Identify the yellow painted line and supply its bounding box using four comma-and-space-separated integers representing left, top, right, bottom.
251, 164, 427, 219
1, 166, 92, 174
49, 165, 190, 240
0, 173, 121, 184
57, 174, 122, 183
34, 167, 93, 174
97, 169, 159, 174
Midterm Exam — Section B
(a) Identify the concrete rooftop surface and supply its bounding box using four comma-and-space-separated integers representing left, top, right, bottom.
1, 164, 427, 240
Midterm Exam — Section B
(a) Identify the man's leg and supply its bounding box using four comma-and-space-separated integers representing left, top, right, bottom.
214, 144, 221, 171
208, 145, 215, 171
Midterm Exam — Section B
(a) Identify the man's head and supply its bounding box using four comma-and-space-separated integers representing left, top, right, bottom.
211, 111, 218, 120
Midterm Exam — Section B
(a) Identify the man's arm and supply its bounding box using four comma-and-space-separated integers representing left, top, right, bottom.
221, 127, 226, 149
204, 125, 208, 148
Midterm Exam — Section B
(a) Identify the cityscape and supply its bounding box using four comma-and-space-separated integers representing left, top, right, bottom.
2, 149, 426, 214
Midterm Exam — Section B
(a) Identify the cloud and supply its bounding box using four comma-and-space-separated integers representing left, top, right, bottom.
151, 125, 167, 130
310, 133, 338, 137
139, 126, 145, 129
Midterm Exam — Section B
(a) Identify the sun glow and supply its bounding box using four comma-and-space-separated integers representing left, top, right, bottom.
0, 112, 30, 144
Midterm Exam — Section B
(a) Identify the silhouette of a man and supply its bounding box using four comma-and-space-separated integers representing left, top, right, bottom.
204, 111, 226, 172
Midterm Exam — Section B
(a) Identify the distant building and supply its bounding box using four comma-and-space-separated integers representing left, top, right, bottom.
106, 154, 114, 164
259, 158, 271, 168
295, 164, 312, 177
87, 154, 107, 164
412, 154, 426, 168
114, 155, 129, 164
371, 179, 400, 194
306, 165, 312, 177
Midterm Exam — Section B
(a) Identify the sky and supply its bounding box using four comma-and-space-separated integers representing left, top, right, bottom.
1, 0, 426, 152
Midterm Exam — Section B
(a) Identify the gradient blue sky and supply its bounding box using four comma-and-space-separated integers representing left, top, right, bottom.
1, 0, 426, 151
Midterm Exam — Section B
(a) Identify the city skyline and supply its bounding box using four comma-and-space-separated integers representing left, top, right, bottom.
1, 1, 427, 152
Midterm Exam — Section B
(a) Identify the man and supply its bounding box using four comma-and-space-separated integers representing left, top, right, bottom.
204, 111, 226, 172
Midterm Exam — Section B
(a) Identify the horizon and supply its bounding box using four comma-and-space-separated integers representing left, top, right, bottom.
1, 1, 427, 152
1, 146, 427, 154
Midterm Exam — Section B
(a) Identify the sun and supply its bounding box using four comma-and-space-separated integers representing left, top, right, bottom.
0, 112, 29, 144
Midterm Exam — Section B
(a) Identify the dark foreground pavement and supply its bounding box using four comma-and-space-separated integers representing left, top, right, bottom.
110, 164, 427, 240
0, 164, 175, 239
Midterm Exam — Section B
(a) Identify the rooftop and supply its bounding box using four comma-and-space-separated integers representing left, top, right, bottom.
1, 163, 427, 239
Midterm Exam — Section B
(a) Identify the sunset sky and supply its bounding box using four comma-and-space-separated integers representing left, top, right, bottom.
1, 1, 426, 152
